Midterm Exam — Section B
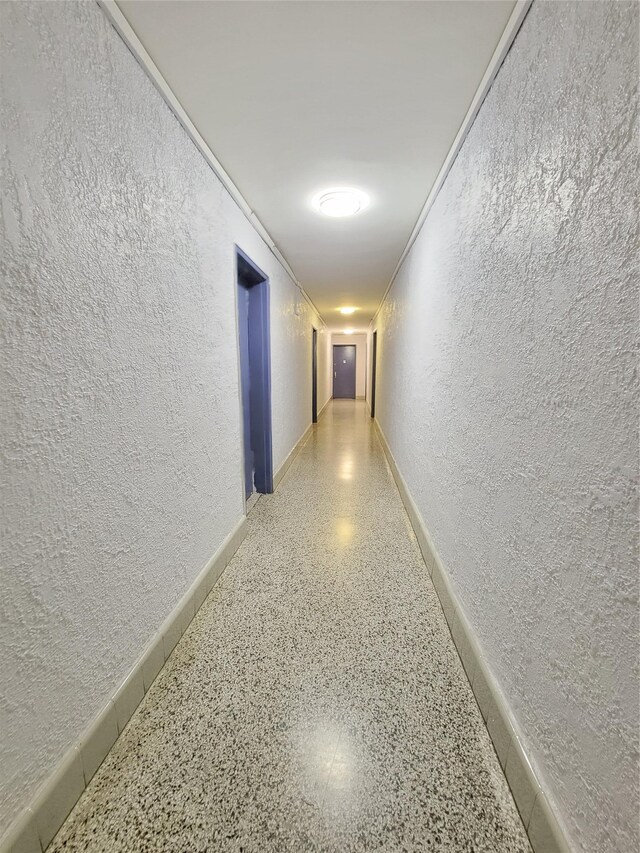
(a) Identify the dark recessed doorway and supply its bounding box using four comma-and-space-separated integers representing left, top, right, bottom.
236, 247, 273, 500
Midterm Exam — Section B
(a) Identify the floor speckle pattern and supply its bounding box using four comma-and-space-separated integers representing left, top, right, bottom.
50, 401, 530, 852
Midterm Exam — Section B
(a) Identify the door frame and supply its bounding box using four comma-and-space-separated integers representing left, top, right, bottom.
312, 327, 318, 423
332, 343, 357, 399
370, 330, 378, 418
235, 245, 273, 502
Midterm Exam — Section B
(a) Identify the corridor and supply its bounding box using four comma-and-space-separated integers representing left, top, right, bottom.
2, 2, 637, 849
50, 402, 529, 852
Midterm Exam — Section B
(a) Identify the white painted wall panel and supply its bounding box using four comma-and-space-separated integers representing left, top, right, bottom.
0, 0, 327, 832
318, 326, 332, 416
372, 4, 638, 851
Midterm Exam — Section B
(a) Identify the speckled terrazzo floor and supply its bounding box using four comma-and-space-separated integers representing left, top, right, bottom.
50, 401, 530, 852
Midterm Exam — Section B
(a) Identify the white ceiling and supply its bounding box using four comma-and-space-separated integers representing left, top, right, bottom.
117, 0, 516, 328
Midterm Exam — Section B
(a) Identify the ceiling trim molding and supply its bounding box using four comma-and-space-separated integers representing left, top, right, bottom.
370, 0, 534, 328
96, 0, 326, 328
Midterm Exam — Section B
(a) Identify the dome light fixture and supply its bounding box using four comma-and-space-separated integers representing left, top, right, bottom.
339, 306, 357, 315
313, 187, 369, 218
343, 328, 355, 335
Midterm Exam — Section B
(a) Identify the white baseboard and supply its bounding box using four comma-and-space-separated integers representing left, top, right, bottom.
273, 425, 312, 490
273, 399, 328, 490
1, 517, 248, 853
317, 397, 330, 419
374, 420, 572, 853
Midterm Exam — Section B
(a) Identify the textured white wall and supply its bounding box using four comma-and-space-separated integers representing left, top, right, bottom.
0, 0, 327, 834
269, 275, 330, 472
332, 333, 367, 398
372, 3, 639, 852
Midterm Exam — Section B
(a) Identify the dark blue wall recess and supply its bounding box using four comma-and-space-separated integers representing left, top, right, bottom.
236, 247, 273, 499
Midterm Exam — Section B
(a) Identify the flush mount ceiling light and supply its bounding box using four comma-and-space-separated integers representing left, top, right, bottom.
313, 188, 369, 218
343, 328, 355, 335
339, 306, 357, 315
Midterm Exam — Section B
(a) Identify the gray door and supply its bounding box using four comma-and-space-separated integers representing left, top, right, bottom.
333, 345, 356, 398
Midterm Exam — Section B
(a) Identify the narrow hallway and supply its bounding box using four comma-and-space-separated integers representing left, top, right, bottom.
50, 402, 529, 852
